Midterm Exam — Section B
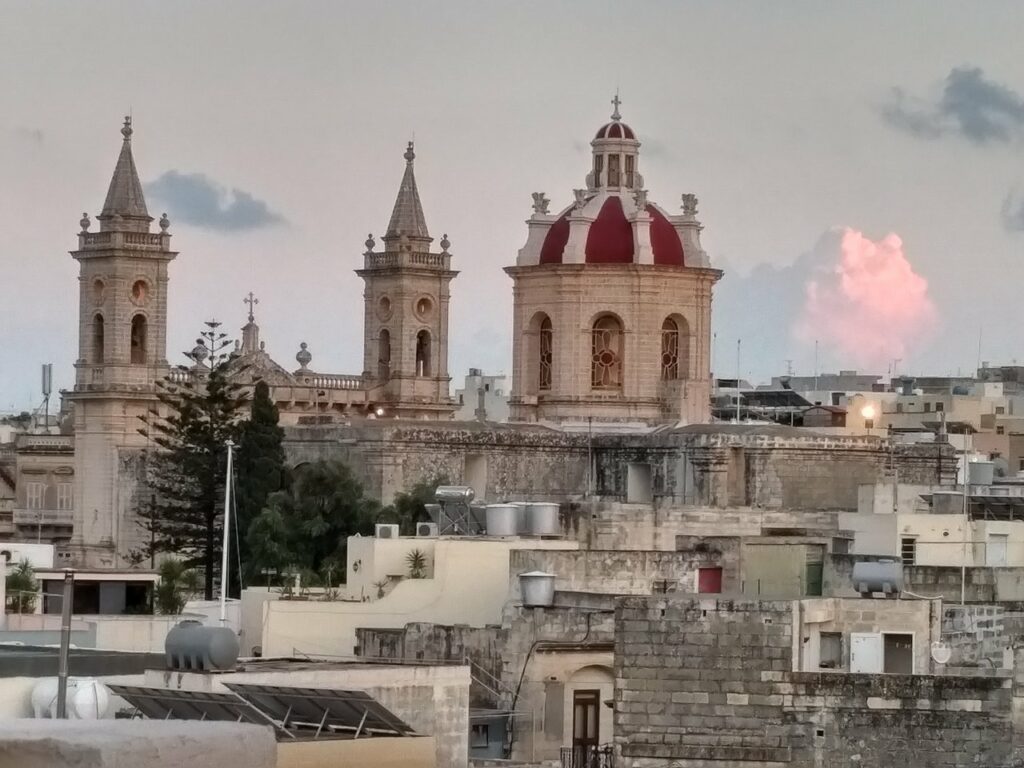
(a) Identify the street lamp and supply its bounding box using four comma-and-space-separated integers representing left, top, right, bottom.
861, 404, 876, 433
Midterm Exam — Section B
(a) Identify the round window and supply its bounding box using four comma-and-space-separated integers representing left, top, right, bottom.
415, 296, 434, 320
377, 296, 392, 320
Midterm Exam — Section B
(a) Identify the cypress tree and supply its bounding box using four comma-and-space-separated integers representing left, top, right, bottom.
235, 379, 287, 590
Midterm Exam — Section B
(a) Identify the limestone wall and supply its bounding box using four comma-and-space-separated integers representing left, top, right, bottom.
614, 596, 1017, 767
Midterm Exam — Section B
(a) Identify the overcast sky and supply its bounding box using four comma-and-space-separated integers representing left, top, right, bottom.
2, 1, 1024, 410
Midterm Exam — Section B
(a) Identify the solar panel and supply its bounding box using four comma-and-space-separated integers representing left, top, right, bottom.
107, 684, 292, 739
224, 683, 415, 737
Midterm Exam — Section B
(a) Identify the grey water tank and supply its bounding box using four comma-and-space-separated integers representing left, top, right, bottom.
527, 502, 560, 536
968, 461, 994, 487
165, 620, 239, 671
485, 504, 519, 537
519, 571, 555, 607
512, 502, 529, 533
852, 560, 903, 597
435, 486, 475, 503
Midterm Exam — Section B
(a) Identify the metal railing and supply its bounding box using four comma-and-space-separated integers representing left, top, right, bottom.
561, 745, 614, 768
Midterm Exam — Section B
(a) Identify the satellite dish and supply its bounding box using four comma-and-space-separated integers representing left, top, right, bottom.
931, 641, 952, 665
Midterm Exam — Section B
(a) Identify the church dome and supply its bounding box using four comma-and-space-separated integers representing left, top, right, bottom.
594, 121, 636, 140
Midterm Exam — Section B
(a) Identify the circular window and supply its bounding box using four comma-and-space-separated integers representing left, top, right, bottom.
377, 296, 392, 320
92, 278, 106, 305
414, 296, 434, 320
131, 279, 150, 305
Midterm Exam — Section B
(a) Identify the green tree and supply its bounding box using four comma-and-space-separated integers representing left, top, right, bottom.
235, 380, 287, 591
246, 460, 377, 578
406, 548, 428, 579
378, 474, 449, 535
136, 322, 249, 599
5, 559, 38, 613
154, 558, 203, 615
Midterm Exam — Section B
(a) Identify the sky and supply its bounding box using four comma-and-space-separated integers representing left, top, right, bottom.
2, 1, 1024, 410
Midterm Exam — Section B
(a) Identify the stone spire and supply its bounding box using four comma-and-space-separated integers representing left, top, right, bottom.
383, 142, 430, 249
98, 116, 151, 232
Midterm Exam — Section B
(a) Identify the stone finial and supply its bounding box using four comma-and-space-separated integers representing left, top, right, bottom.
121, 115, 133, 141
573, 189, 589, 209
296, 342, 312, 370
404, 141, 415, 163
243, 291, 259, 323
681, 193, 698, 216
80, 213, 91, 233
611, 91, 622, 121
440, 233, 451, 253
191, 339, 209, 364
159, 213, 170, 232
365, 233, 376, 253
633, 189, 649, 210
531, 192, 550, 215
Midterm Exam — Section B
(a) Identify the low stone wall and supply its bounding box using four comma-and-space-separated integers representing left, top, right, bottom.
614, 596, 1018, 768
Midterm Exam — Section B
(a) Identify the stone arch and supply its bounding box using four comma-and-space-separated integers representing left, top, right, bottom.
526, 311, 553, 394
415, 329, 431, 377
565, 664, 615, 753
590, 313, 624, 390
130, 313, 148, 364
661, 314, 690, 380
92, 313, 105, 364
378, 329, 391, 381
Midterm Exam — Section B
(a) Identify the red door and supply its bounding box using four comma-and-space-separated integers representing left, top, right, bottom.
697, 567, 723, 593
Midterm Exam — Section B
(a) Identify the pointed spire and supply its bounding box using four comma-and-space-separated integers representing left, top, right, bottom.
98, 116, 151, 231
384, 141, 430, 246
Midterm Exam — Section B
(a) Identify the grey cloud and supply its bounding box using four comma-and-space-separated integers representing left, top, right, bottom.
1001, 191, 1024, 232
883, 67, 1024, 144
145, 171, 285, 231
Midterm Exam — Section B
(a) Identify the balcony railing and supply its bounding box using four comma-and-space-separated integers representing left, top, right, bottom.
363, 251, 451, 270
13, 508, 74, 527
561, 745, 614, 768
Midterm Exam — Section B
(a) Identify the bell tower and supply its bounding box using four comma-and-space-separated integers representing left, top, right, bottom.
357, 143, 457, 419
67, 117, 177, 566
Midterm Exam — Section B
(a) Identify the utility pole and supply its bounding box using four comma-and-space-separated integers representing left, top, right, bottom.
56, 569, 74, 718
736, 339, 742, 422
220, 440, 235, 625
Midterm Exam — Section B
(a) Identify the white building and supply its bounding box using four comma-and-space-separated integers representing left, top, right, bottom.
453, 369, 509, 422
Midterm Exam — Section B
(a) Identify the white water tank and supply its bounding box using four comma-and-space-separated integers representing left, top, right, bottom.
485, 504, 519, 537
512, 502, 529, 533
526, 502, 560, 536
519, 571, 556, 607
31, 678, 111, 719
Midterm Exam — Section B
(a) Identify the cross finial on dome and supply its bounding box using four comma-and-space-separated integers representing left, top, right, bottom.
243, 291, 259, 323
611, 92, 622, 121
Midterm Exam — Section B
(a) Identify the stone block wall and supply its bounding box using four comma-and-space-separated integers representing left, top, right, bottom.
614, 596, 1018, 768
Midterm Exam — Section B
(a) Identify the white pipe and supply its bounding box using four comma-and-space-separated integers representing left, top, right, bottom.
220, 440, 234, 624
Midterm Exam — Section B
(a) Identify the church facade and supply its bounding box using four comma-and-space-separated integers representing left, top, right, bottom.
63, 100, 725, 566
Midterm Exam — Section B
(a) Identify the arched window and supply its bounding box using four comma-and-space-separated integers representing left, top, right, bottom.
130, 315, 147, 364
661, 318, 679, 380
591, 315, 623, 389
92, 314, 105, 363
415, 330, 431, 377
378, 329, 391, 381
539, 316, 553, 391
607, 154, 620, 186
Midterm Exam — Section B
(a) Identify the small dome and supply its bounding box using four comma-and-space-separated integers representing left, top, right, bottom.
594, 121, 636, 141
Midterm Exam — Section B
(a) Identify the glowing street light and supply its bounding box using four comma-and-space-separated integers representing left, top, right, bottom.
861, 404, 876, 433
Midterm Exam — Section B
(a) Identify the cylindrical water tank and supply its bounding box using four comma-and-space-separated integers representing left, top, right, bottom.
852, 560, 903, 596
931, 491, 963, 515
519, 571, 556, 607
968, 461, 994, 487
435, 486, 475, 503
527, 502, 560, 536
511, 502, 529, 533
165, 620, 240, 671
30, 678, 111, 719
485, 504, 519, 536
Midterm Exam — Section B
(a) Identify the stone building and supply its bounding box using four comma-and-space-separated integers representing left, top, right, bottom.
506, 98, 721, 426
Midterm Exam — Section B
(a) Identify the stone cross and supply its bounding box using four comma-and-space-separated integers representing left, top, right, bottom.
244, 292, 259, 323
611, 92, 622, 121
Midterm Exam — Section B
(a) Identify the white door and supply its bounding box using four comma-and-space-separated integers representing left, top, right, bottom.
850, 633, 883, 673
988, 534, 1009, 567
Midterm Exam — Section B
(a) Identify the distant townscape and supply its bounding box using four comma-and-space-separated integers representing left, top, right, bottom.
4, 102, 1024, 768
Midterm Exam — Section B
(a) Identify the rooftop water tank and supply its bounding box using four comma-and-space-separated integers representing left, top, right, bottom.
526, 502, 560, 536
165, 620, 239, 671
512, 502, 529, 533
519, 571, 556, 607
31, 678, 111, 719
435, 486, 475, 503
485, 504, 519, 537
968, 461, 994, 487
852, 560, 903, 598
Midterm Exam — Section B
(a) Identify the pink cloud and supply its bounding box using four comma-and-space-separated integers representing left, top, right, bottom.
795, 228, 938, 369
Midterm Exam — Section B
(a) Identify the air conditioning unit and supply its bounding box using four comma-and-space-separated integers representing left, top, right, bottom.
416, 522, 439, 538
375, 523, 399, 539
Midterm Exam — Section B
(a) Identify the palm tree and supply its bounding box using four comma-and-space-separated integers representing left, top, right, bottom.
406, 549, 428, 579
155, 558, 202, 615
5, 559, 38, 613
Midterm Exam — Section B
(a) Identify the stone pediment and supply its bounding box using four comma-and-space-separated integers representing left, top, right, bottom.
228, 350, 298, 387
